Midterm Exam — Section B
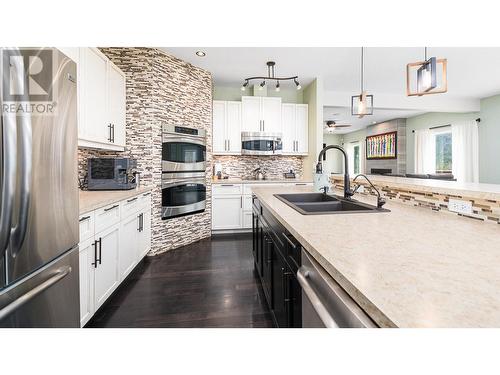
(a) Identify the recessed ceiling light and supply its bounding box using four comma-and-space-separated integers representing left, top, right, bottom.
372, 121, 377, 124
195, 51, 206, 57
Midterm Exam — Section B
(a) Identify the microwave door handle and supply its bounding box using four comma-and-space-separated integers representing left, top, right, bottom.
9, 56, 32, 256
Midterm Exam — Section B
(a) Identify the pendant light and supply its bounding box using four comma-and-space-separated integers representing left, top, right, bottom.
351, 47, 373, 118
406, 47, 447, 96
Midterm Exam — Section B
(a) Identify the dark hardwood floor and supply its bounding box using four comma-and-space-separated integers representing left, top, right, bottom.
86, 233, 275, 328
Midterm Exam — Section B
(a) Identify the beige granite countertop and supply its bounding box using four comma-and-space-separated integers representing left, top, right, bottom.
252, 185, 500, 328
79, 186, 154, 215
331, 174, 500, 201
212, 178, 312, 184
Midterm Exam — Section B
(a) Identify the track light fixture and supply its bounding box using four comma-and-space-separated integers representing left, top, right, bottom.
241, 61, 301, 91
241, 80, 249, 91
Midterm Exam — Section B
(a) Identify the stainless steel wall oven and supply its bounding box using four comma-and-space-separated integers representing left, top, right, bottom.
161, 125, 207, 219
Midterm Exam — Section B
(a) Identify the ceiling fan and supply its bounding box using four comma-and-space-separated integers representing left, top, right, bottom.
324, 120, 352, 131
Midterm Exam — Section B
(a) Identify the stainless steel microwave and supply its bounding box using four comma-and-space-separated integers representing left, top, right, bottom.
87, 158, 137, 190
241, 132, 282, 155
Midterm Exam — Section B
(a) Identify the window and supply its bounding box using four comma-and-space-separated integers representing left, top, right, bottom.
353, 145, 360, 174
435, 131, 452, 173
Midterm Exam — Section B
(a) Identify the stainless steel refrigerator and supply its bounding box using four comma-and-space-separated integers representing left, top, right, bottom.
0, 48, 79, 327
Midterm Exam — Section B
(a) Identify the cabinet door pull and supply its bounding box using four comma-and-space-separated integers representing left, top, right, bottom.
108, 123, 112, 142
228, 139, 230, 151
221, 184, 234, 187
142, 192, 151, 197
140, 213, 144, 232
79, 216, 90, 222
282, 232, 297, 249
112, 124, 115, 143
104, 204, 119, 212
97, 237, 102, 265
91, 240, 98, 268
127, 197, 138, 203
240, 196, 243, 208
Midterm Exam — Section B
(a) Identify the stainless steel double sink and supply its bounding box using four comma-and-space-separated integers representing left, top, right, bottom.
274, 193, 390, 215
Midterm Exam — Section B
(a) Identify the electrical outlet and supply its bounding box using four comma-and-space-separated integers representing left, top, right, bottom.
448, 198, 473, 215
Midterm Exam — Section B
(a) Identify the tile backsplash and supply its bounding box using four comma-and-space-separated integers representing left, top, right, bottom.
212, 155, 305, 180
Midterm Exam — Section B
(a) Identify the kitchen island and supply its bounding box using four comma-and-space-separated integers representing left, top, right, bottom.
252, 184, 500, 328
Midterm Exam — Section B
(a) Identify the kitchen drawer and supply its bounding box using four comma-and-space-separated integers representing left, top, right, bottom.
242, 211, 253, 229
243, 195, 253, 211
79, 211, 95, 242
121, 194, 141, 218
244, 183, 284, 195
138, 191, 152, 208
94, 202, 121, 234
212, 183, 242, 195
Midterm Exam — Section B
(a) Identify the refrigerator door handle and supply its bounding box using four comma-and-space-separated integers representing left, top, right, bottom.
9, 65, 33, 255
0, 64, 18, 255
0, 265, 72, 321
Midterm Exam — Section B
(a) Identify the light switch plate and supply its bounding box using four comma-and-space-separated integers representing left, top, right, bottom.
448, 198, 473, 215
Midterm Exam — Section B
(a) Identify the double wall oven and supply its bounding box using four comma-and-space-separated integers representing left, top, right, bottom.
162, 124, 207, 219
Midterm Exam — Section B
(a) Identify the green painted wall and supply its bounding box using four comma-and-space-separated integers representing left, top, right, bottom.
405, 112, 479, 174
479, 95, 500, 184
302, 78, 324, 179
323, 133, 343, 173
213, 85, 304, 103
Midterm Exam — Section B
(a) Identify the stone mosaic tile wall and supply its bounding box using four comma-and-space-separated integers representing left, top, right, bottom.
78, 47, 212, 255
212, 155, 305, 180
331, 177, 500, 225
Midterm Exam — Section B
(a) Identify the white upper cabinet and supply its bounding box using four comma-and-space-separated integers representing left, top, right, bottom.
213, 100, 241, 154
213, 101, 226, 153
78, 48, 126, 151
296, 104, 309, 154
261, 97, 282, 133
281, 103, 308, 155
241, 96, 262, 132
241, 96, 282, 133
80, 48, 108, 145
281, 103, 296, 153
107, 63, 126, 147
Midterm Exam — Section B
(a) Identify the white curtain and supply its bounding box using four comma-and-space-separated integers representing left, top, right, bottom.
452, 120, 479, 183
345, 142, 355, 175
414, 129, 435, 174
359, 140, 366, 174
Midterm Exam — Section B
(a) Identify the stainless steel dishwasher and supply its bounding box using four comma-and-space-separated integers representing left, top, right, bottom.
297, 249, 377, 328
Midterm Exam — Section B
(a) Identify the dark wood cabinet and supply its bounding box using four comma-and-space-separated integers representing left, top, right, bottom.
252, 195, 302, 328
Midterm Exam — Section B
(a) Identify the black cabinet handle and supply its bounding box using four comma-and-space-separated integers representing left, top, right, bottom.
143, 192, 151, 197
108, 123, 112, 142
127, 197, 138, 203
79, 216, 90, 222
98, 237, 102, 265
91, 240, 98, 268
282, 232, 297, 249
112, 124, 115, 143
104, 204, 119, 212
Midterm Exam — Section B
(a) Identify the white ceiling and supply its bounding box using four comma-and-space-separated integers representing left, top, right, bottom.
161, 47, 500, 99
160, 47, 500, 134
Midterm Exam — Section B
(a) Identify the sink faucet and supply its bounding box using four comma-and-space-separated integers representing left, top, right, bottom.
351, 174, 386, 209
316, 145, 352, 199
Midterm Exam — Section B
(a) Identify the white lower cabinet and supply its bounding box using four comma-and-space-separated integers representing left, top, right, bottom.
119, 213, 139, 281
212, 182, 313, 231
78, 191, 152, 327
79, 237, 95, 327
212, 195, 243, 230
94, 223, 120, 310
